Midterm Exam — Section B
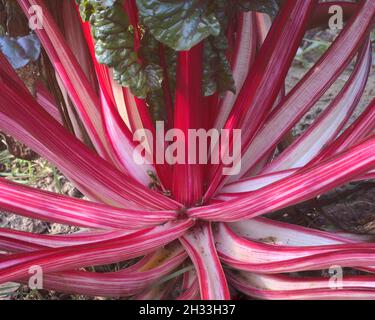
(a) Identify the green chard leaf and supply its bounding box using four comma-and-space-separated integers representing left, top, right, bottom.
202, 1, 235, 97
203, 37, 235, 97
78, 0, 282, 100
138, 31, 168, 121
164, 46, 177, 99
78, 0, 163, 98
136, 0, 221, 51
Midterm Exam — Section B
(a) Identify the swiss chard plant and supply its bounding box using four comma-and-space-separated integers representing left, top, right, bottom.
0, 0, 374, 299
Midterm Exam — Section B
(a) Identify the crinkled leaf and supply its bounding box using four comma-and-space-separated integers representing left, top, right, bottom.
203, 35, 235, 97
77, 0, 95, 22
203, 40, 218, 96
138, 32, 168, 121
144, 63, 164, 90
164, 46, 177, 98
147, 88, 166, 122
202, 1, 235, 96
78, 0, 163, 98
136, 0, 221, 51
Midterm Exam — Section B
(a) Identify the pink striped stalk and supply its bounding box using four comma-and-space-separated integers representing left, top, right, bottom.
214, 11, 257, 131
218, 165, 374, 200
17, 0, 112, 160
0, 243, 187, 297
215, 223, 375, 273
99, 86, 156, 185
217, 169, 296, 200
205, 0, 318, 199
226, 217, 375, 274
172, 45, 204, 206
180, 223, 230, 300
176, 270, 200, 300
79, 15, 172, 189
261, 39, 372, 173
228, 272, 375, 300
18, 244, 187, 297
0, 63, 179, 209
0, 221, 192, 271
121, 90, 173, 191
61, 0, 99, 92
0, 219, 193, 284
242, 12, 286, 177
34, 82, 64, 125
236, 1, 375, 180
0, 0, 373, 300
0, 228, 132, 249
189, 136, 375, 221
312, 97, 375, 163
78, 16, 158, 185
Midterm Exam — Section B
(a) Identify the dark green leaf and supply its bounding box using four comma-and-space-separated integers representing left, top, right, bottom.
138, 31, 169, 121
79, 0, 163, 98
202, 1, 235, 97
136, 0, 221, 51
202, 36, 235, 97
